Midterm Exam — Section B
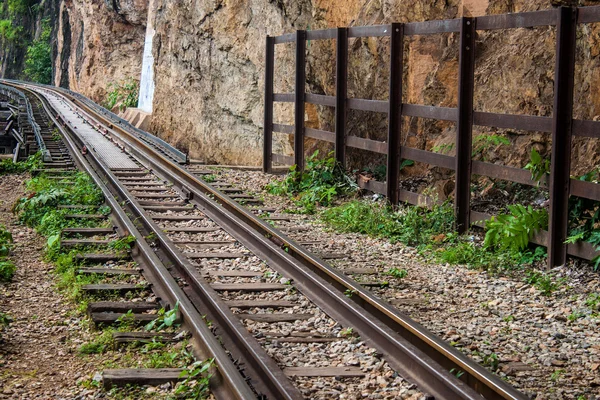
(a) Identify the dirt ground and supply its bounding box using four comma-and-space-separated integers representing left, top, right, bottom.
0, 174, 99, 399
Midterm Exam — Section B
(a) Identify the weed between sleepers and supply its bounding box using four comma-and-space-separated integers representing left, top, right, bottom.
13, 171, 212, 397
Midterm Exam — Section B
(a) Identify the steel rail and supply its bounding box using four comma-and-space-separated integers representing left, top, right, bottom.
24, 86, 258, 400
34, 85, 529, 399
0, 83, 51, 161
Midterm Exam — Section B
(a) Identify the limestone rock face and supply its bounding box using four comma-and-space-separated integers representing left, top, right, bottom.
44, 0, 600, 173
54, 0, 147, 103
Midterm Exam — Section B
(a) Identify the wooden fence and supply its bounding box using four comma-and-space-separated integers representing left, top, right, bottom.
263, 6, 600, 267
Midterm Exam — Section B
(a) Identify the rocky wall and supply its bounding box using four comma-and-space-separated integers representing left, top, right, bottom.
40, 0, 600, 176
53, 0, 147, 103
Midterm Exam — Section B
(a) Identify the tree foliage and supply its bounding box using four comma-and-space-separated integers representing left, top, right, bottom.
23, 18, 51, 84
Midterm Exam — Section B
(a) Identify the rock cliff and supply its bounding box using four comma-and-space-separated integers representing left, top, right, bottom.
2, 0, 599, 176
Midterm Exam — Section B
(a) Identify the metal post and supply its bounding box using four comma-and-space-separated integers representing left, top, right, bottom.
263, 36, 275, 173
386, 23, 404, 205
294, 30, 307, 170
455, 17, 476, 233
335, 28, 349, 168
548, 6, 577, 267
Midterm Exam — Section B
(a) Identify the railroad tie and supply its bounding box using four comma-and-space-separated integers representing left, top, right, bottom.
283, 367, 365, 378
62, 239, 113, 247
204, 270, 264, 277
64, 214, 106, 220
226, 300, 295, 308
75, 253, 129, 263
82, 283, 148, 294
163, 227, 220, 233
236, 313, 313, 322
210, 283, 287, 292
102, 368, 185, 389
184, 252, 246, 259
87, 301, 159, 314
62, 227, 116, 236
174, 240, 236, 248
78, 267, 141, 276
143, 206, 195, 212
90, 312, 156, 326
151, 215, 205, 221
112, 332, 179, 348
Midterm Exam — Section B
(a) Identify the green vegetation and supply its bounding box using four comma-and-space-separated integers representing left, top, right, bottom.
7, 0, 36, 15
567, 168, 600, 270
0, 224, 15, 282
104, 78, 139, 112
15, 172, 103, 237
385, 267, 407, 279
524, 148, 550, 185
23, 18, 51, 84
472, 134, 510, 160
78, 330, 114, 355
267, 151, 356, 213
0, 311, 11, 341
109, 235, 136, 254
0, 152, 42, 175
175, 359, 214, 399
484, 205, 548, 252
321, 200, 454, 246
321, 199, 549, 274
0, 19, 21, 41
524, 271, 566, 296
145, 302, 180, 332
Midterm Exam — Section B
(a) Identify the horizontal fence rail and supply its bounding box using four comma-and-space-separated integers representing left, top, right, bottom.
263, 5, 600, 267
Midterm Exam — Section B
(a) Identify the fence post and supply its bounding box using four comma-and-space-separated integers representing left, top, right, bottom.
387, 23, 404, 205
294, 30, 307, 171
263, 36, 275, 173
455, 17, 476, 233
335, 28, 348, 168
548, 6, 577, 267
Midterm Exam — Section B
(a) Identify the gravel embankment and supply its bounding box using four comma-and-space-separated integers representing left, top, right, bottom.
209, 167, 600, 400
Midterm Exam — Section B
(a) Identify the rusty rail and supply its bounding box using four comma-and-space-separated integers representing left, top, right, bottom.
31, 83, 529, 399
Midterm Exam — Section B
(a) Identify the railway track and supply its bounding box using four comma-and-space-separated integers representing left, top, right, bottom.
5, 80, 528, 400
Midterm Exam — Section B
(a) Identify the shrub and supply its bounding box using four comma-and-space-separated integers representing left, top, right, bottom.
104, 78, 139, 112
267, 151, 356, 213
23, 20, 52, 84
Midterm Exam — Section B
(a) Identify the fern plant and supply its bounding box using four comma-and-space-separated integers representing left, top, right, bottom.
484, 205, 548, 251
524, 148, 550, 185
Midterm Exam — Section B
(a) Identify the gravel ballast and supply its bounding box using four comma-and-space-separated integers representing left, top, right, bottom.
207, 166, 600, 400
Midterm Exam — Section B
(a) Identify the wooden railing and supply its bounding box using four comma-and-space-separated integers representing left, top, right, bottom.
263, 6, 600, 267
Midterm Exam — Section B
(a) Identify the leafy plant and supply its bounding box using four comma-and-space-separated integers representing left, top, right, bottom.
203, 174, 216, 183
78, 330, 114, 354
386, 267, 407, 279
524, 148, 550, 185
104, 78, 139, 112
0, 152, 42, 175
432, 143, 454, 154
145, 302, 180, 332
267, 151, 356, 214
472, 134, 510, 160
109, 235, 136, 253
566, 169, 600, 269
524, 271, 565, 296
482, 352, 499, 372
484, 205, 548, 251
321, 200, 454, 247
550, 369, 565, 382
585, 293, 600, 312
0, 260, 16, 282
175, 359, 214, 399
23, 19, 52, 84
